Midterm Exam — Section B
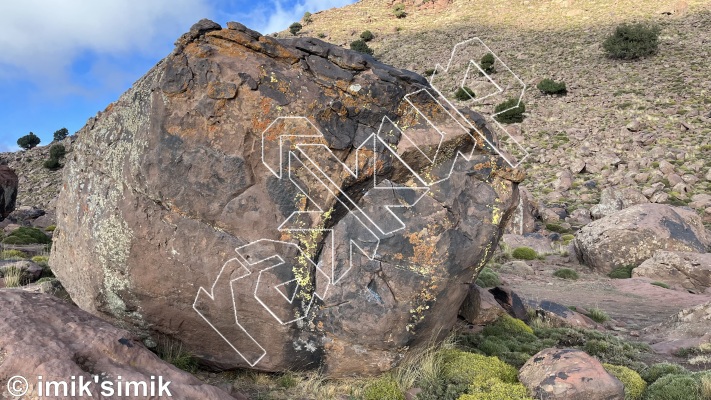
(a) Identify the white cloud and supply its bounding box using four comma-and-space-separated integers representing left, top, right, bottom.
225, 0, 355, 35
0, 0, 210, 86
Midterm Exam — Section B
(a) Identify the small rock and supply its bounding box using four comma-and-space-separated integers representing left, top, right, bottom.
499, 261, 535, 276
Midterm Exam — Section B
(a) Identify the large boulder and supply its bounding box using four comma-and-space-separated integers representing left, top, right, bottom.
50, 20, 523, 376
519, 348, 625, 400
632, 251, 711, 294
0, 291, 238, 399
574, 203, 711, 274
0, 164, 18, 220
589, 187, 648, 220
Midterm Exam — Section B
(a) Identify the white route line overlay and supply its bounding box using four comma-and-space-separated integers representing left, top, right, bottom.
193, 37, 528, 367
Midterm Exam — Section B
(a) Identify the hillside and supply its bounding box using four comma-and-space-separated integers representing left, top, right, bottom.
285, 0, 711, 228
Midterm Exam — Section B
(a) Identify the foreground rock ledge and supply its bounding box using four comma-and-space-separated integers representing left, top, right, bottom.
50, 19, 522, 376
0, 291, 236, 400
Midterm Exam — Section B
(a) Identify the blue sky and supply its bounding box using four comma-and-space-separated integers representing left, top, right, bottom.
0, 0, 356, 152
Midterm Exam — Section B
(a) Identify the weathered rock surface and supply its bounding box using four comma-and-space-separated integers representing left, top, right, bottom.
0, 164, 18, 220
574, 203, 711, 274
632, 250, 711, 294
458, 284, 506, 325
530, 300, 600, 330
589, 187, 648, 220
50, 20, 522, 376
642, 301, 711, 355
504, 185, 537, 235
0, 291, 237, 400
503, 233, 555, 255
519, 348, 625, 400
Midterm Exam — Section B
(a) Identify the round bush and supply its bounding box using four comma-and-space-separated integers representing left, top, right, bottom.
363, 376, 404, 400
603, 23, 660, 60
553, 268, 579, 280
537, 78, 567, 95
289, 22, 302, 35
494, 99, 525, 124
441, 350, 518, 386
640, 363, 689, 384
459, 379, 533, 400
49, 144, 66, 159
3, 226, 52, 245
360, 30, 374, 42
480, 53, 495, 74
608, 265, 635, 279
512, 247, 537, 260
603, 363, 646, 400
44, 157, 61, 170
454, 86, 476, 101
350, 39, 374, 55
475, 267, 500, 288
482, 315, 534, 337
645, 373, 700, 400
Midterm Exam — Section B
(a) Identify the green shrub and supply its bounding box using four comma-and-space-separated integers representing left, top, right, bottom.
511, 247, 537, 260
423, 68, 436, 77
49, 144, 66, 159
553, 268, 579, 280
393, 4, 406, 18
459, 379, 533, 400
483, 315, 533, 337
476, 267, 500, 288
317, 32, 327, 38
640, 362, 689, 384
480, 53, 495, 74
360, 30, 374, 42
0, 250, 28, 260
53, 127, 69, 141
645, 373, 700, 400
493, 98, 525, 124
363, 376, 404, 400
603, 364, 646, 400
537, 78, 567, 95
289, 22, 302, 35
45, 225, 56, 232
651, 281, 670, 289
561, 234, 575, 244
44, 157, 61, 170
603, 23, 661, 60
350, 39, 374, 55
608, 265, 635, 279
454, 86, 476, 101
17, 132, 40, 150
302, 11, 312, 24
2, 226, 52, 245
442, 350, 518, 386
2, 266, 24, 287
587, 307, 609, 323
31, 255, 49, 264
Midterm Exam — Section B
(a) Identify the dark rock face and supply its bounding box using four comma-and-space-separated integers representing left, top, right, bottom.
0, 165, 18, 220
50, 20, 523, 376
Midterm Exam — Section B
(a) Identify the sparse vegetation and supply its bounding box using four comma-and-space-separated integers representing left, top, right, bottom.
603, 22, 661, 60
360, 30, 374, 42
302, 11, 312, 24
0, 250, 28, 260
640, 362, 689, 384
553, 268, 579, 280
475, 267, 500, 288
603, 363, 646, 400
393, 3, 406, 18
2, 226, 52, 245
608, 265, 635, 279
644, 373, 699, 400
454, 86, 476, 101
537, 78, 567, 95
493, 98, 525, 124
17, 132, 40, 150
289, 22, 303, 35
1, 266, 24, 287
586, 307, 609, 323
545, 222, 568, 233
650, 281, 670, 289
154, 336, 198, 373
423, 68, 436, 77
511, 247, 537, 260
350, 39, 374, 55
363, 375, 404, 400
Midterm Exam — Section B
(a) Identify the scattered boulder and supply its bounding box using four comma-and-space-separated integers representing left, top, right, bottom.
531, 300, 600, 330
459, 283, 506, 325
519, 348, 625, 400
642, 301, 711, 355
0, 291, 238, 399
589, 187, 648, 220
632, 251, 711, 294
0, 165, 18, 220
489, 286, 529, 322
503, 233, 554, 255
50, 20, 522, 376
505, 185, 538, 235
499, 260, 535, 276
574, 203, 711, 274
